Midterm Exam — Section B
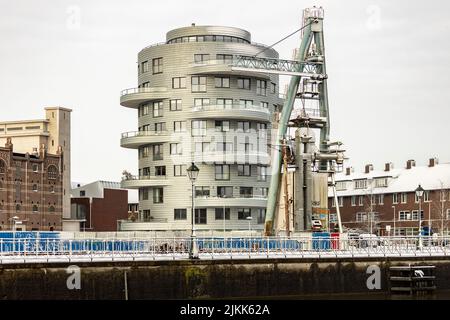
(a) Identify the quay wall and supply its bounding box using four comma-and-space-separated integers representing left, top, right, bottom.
1, 257, 450, 299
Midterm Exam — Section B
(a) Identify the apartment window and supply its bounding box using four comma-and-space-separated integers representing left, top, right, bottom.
192, 120, 207, 136
170, 143, 182, 155
169, 99, 182, 111
140, 146, 150, 159
257, 123, 267, 131
49, 206, 55, 213
47, 165, 58, 180
142, 167, 151, 177
261, 187, 269, 197
270, 82, 276, 94
257, 208, 266, 224
152, 57, 163, 74
215, 77, 230, 88
194, 98, 210, 108
50, 186, 55, 193
153, 188, 164, 203
412, 210, 424, 220
238, 165, 251, 176
195, 208, 207, 224
217, 98, 233, 109
260, 102, 268, 109
154, 122, 166, 133
256, 80, 267, 96
172, 77, 186, 89
257, 166, 267, 181
153, 101, 163, 117
153, 144, 163, 161
32, 184, 38, 192
141, 60, 149, 73
142, 82, 150, 88
238, 208, 251, 220
215, 165, 230, 180
142, 210, 151, 221
354, 179, 367, 189
191, 76, 207, 92
399, 211, 410, 221
240, 99, 253, 108
237, 121, 250, 132
195, 186, 210, 197
195, 142, 210, 153
240, 187, 253, 198
174, 209, 187, 220
155, 166, 166, 176
216, 142, 233, 152
32, 164, 39, 173
358, 196, 364, 206
242, 143, 253, 153
356, 212, 367, 222
237, 78, 251, 90
217, 186, 233, 198
401, 193, 407, 204
216, 54, 233, 64
424, 191, 430, 202
335, 181, 347, 191
174, 165, 187, 177
140, 188, 149, 200
350, 196, 356, 206
215, 120, 230, 132
393, 193, 399, 204
375, 177, 388, 188
194, 54, 210, 63
173, 121, 186, 132
378, 194, 384, 205
215, 208, 230, 220
32, 205, 38, 213
338, 197, 343, 207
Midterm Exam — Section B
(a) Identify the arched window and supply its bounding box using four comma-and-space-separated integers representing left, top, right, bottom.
15, 204, 21, 212
32, 205, 38, 212
0, 160, 5, 174
32, 184, 38, 192
49, 206, 55, 213
47, 165, 58, 180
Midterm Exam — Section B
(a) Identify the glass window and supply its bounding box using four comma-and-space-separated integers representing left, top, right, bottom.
153, 188, 164, 203
191, 76, 207, 92
256, 80, 267, 96
173, 121, 186, 132
239, 187, 253, 198
47, 165, 58, 180
217, 186, 233, 198
194, 54, 210, 63
238, 165, 251, 176
393, 193, 399, 204
154, 122, 166, 132
354, 179, 367, 189
195, 142, 210, 153
215, 208, 230, 220
172, 77, 186, 89
153, 101, 163, 117
240, 99, 253, 108
257, 166, 267, 181
152, 57, 163, 74
237, 78, 251, 90
215, 165, 230, 180
174, 209, 187, 220
191, 120, 207, 136
170, 99, 182, 111
260, 102, 268, 109
195, 208, 207, 224
195, 186, 210, 197
174, 165, 187, 176
270, 82, 276, 94
140, 188, 149, 200
141, 60, 149, 73
215, 77, 230, 88
238, 208, 251, 220
237, 121, 250, 132
217, 98, 233, 109
216, 142, 232, 152
194, 98, 210, 108
153, 144, 163, 161
170, 143, 182, 155
155, 166, 166, 176
216, 54, 233, 64
215, 120, 230, 132
351, 196, 356, 206
142, 82, 150, 88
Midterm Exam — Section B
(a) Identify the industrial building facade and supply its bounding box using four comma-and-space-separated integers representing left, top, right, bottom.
120, 25, 283, 231
328, 158, 450, 236
0, 138, 63, 231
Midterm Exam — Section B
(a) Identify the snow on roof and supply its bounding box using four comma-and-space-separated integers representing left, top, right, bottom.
330, 162, 450, 197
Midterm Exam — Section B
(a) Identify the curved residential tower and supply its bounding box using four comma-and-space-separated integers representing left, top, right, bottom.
120, 25, 282, 232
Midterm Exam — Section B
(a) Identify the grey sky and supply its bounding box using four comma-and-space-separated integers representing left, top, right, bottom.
1, 0, 449, 182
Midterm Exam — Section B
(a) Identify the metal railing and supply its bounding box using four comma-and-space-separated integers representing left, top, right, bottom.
121, 131, 169, 139
192, 104, 269, 113
120, 87, 167, 97
122, 174, 168, 181
1, 236, 449, 264
195, 195, 268, 200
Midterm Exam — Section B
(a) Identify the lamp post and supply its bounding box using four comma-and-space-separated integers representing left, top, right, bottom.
246, 216, 253, 235
415, 184, 425, 250
392, 205, 396, 238
9, 216, 19, 253
187, 162, 200, 259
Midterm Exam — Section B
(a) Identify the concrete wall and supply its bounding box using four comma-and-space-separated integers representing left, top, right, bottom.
1, 257, 449, 299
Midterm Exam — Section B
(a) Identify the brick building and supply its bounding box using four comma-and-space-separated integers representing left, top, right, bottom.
328, 158, 450, 236
0, 138, 63, 231
71, 181, 130, 231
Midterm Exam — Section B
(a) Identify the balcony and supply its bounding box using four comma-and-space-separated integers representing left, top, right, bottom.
189, 60, 270, 79
120, 87, 169, 109
193, 151, 270, 165
121, 175, 170, 189
190, 104, 270, 122
121, 131, 171, 149
195, 195, 267, 208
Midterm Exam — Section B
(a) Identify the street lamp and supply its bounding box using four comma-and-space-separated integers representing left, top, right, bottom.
9, 216, 20, 253
246, 216, 253, 235
415, 184, 425, 249
187, 162, 200, 259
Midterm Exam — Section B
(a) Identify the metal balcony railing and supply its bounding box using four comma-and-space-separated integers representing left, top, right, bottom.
121, 131, 169, 139
122, 174, 168, 181
195, 195, 268, 200
192, 104, 269, 113
120, 87, 167, 97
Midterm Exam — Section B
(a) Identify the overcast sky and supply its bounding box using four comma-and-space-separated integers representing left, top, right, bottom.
1, 0, 449, 182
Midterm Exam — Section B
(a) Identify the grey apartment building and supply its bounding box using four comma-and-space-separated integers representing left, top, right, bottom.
119, 25, 283, 232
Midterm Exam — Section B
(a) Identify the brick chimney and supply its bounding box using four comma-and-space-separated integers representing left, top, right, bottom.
365, 164, 373, 174
345, 167, 353, 176
406, 159, 416, 169
385, 162, 394, 172
429, 157, 439, 167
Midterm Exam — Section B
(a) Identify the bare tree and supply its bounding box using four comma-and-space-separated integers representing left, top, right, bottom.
431, 181, 450, 235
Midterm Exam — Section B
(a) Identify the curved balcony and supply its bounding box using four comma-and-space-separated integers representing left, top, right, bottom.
190, 104, 270, 122
195, 195, 267, 208
121, 175, 170, 189
120, 87, 169, 109
189, 60, 270, 79
121, 131, 170, 149
193, 151, 270, 165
